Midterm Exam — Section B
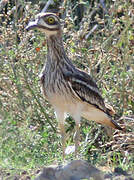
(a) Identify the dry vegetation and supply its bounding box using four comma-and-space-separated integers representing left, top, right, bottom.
0, 0, 134, 179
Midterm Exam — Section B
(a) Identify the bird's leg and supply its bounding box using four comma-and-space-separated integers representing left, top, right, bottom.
74, 122, 80, 157
58, 122, 66, 159
55, 110, 66, 159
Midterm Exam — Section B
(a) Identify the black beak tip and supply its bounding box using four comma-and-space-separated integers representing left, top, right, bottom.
25, 25, 30, 31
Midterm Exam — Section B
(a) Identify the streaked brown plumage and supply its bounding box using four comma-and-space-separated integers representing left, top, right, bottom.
26, 12, 123, 157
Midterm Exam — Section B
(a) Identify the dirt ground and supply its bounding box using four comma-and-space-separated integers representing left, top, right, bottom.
1, 162, 134, 180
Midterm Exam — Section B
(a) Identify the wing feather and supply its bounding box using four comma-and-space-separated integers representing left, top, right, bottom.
63, 69, 109, 115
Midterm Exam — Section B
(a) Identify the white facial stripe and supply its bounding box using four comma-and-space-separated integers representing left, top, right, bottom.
40, 29, 58, 36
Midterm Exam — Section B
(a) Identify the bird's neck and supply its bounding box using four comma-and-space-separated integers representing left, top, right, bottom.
46, 33, 73, 66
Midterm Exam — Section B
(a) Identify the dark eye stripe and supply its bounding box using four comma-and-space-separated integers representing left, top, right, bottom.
42, 14, 59, 20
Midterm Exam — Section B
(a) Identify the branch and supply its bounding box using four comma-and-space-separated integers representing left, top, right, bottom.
0, 0, 9, 12
41, 0, 54, 13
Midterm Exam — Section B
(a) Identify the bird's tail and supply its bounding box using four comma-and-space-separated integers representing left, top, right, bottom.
109, 118, 123, 130
82, 105, 123, 131
105, 104, 124, 131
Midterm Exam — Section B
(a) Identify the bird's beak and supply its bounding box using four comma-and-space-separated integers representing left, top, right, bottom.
25, 19, 39, 31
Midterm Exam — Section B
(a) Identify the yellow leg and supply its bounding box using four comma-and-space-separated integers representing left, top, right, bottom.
59, 123, 66, 159
74, 123, 80, 157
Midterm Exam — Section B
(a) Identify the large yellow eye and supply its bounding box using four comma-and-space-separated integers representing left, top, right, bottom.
47, 17, 55, 24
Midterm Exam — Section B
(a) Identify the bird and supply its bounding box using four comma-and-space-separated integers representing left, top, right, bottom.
26, 12, 123, 158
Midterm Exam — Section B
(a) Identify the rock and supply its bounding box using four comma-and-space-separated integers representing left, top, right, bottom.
35, 160, 104, 180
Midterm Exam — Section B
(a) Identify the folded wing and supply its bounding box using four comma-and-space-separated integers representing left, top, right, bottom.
63, 69, 123, 130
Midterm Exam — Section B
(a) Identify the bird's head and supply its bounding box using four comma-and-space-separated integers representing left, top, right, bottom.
26, 12, 61, 37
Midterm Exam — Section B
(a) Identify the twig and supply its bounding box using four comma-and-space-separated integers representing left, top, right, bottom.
0, 0, 8, 12
41, 0, 54, 13
99, 0, 108, 13
85, 24, 98, 39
